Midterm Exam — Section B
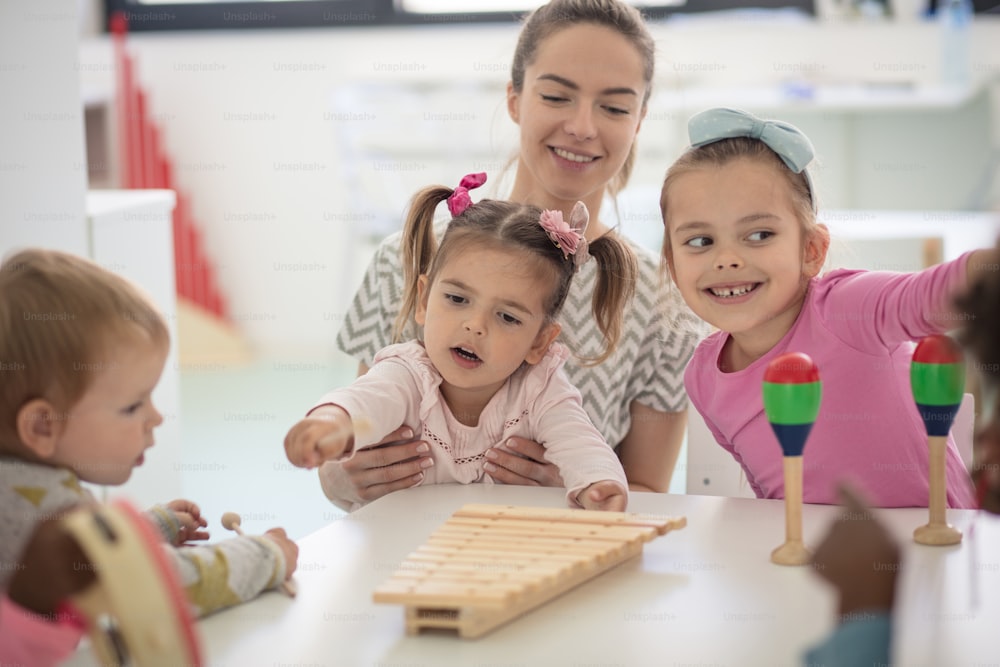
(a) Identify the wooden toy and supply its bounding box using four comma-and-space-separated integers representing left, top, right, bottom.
60, 499, 203, 667
762, 352, 822, 566
221, 512, 298, 597
910, 334, 965, 545
373, 503, 686, 639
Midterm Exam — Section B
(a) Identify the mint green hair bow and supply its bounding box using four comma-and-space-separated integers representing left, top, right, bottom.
688, 107, 817, 211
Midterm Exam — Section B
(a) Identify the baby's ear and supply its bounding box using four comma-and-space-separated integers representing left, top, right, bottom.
525, 322, 561, 365
16, 399, 64, 459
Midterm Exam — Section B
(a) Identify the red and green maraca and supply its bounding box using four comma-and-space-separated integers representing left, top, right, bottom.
763, 352, 823, 457
762, 352, 822, 565
910, 334, 965, 545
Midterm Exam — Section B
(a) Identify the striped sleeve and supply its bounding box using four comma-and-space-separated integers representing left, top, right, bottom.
165, 536, 287, 618
145, 504, 182, 544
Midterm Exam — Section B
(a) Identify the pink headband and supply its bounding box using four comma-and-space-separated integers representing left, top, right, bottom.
446, 172, 487, 217
539, 201, 590, 268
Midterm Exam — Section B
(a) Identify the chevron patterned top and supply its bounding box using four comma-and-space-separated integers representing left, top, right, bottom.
336, 224, 705, 448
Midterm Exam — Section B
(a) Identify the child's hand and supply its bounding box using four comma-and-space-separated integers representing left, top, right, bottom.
284, 408, 353, 469
165, 499, 210, 545
263, 527, 299, 580
576, 481, 628, 511
811, 484, 900, 618
7, 516, 96, 615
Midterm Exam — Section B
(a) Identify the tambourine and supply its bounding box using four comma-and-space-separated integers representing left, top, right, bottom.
60, 499, 203, 666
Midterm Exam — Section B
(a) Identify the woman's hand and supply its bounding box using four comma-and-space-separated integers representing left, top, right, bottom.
483, 437, 564, 487
318, 426, 434, 508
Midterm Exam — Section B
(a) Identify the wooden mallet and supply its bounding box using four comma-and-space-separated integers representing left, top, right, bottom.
763, 352, 822, 566
910, 334, 965, 546
221, 512, 298, 597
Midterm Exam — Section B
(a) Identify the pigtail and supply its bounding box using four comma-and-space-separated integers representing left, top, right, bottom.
393, 186, 452, 343
583, 232, 638, 365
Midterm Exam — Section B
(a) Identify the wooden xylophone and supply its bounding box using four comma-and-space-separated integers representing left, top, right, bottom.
373, 503, 686, 638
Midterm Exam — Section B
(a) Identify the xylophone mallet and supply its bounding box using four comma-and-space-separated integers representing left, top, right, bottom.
763, 352, 822, 566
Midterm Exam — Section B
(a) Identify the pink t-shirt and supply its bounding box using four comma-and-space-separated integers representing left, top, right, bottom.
315, 341, 627, 505
685, 253, 976, 507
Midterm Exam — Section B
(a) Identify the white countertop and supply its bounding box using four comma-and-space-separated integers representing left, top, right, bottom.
66, 483, 1000, 666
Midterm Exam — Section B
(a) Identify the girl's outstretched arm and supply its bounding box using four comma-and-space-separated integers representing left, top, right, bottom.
966, 247, 1000, 286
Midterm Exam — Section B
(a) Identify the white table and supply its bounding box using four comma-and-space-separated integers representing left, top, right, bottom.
67, 484, 998, 667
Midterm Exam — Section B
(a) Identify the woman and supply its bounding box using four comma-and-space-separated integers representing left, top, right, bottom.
324, 0, 703, 509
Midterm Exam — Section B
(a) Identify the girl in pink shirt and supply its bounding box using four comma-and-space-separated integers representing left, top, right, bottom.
659, 107, 999, 507
285, 173, 634, 511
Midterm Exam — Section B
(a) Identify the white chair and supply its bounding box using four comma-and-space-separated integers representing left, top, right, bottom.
683, 408, 755, 498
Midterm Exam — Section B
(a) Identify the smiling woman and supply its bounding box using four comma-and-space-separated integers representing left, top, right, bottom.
319, 0, 706, 509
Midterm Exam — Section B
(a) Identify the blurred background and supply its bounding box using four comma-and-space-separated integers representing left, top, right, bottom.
2, 0, 999, 538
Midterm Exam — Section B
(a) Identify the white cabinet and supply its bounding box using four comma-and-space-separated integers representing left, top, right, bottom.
86, 189, 181, 508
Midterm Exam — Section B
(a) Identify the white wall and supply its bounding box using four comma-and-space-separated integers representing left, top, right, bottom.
1, 2, 185, 506
1, 0, 88, 254
76, 12, 1000, 358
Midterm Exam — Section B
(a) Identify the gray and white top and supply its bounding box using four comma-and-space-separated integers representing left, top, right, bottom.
336, 226, 703, 449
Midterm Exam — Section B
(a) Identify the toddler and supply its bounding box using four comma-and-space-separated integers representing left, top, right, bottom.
286, 173, 635, 510
0, 249, 298, 664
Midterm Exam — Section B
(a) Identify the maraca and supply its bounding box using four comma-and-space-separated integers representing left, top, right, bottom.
763, 352, 822, 565
910, 334, 965, 545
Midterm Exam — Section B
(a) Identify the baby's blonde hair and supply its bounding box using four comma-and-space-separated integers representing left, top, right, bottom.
0, 249, 169, 450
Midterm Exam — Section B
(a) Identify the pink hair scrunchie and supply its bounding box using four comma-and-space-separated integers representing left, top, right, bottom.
539, 201, 591, 268
446, 172, 487, 217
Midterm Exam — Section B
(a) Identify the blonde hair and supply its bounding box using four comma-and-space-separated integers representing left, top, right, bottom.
0, 249, 169, 449
394, 186, 637, 366
659, 137, 828, 268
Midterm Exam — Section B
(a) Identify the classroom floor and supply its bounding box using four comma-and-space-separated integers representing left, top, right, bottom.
178, 354, 356, 541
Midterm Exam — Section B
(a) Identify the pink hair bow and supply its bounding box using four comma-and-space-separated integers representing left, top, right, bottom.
539, 201, 590, 267
446, 172, 487, 217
